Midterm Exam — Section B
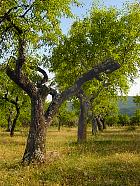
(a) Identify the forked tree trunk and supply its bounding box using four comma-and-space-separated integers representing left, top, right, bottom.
22, 96, 47, 164
77, 93, 88, 143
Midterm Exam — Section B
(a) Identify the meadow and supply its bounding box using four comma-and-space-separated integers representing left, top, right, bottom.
0, 126, 140, 186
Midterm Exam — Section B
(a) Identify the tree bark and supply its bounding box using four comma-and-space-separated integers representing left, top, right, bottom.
77, 92, 88, 143
22, 96, 46, 164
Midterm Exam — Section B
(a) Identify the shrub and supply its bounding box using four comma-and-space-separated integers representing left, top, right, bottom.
105, 115, 119, 126
130, 109, 140, 126
118, 114, 130, 126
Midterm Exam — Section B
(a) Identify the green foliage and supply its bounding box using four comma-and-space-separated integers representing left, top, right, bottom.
58, 101, 78, 127
0, 111, 7, 128
49, 2, 140, 95
93, 91, 119, 117
126, 125, 136, 131
0, 0, 79, 59
48, 2, 140, 126
118, 114, 130, 126
105, 115, 119, 126
44, 101, 78, 128
131, 109, 140, 125
133, 95, 140, 106
0, 0, 81, 129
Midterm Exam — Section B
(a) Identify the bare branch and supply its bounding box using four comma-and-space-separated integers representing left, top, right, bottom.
37, 67, 48, 87
19, 4, 33, 18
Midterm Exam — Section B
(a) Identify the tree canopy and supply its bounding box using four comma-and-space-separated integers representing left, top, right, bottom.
49, 2, 140, 96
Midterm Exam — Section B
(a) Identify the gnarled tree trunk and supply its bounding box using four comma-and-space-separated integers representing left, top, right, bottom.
22, 96, 46, 164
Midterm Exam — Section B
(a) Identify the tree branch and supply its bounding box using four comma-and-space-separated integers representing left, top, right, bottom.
37, 67, 48, 87
3, 93, 21, 136
19, 4, 33, 18
1, 12, 23, 35
45, 58, 120, 126
16, 37, 26, 76
60, 58, 120, 101
6, 67, 37, 98
0, 6, 19, 24
1, 91, 20, 136
49, 87, 59, 99
10, 103, 20, 137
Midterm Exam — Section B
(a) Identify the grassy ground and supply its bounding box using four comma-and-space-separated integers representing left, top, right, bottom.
0, 126, 140, 186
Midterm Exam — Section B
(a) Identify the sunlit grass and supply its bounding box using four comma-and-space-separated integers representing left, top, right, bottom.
0, 126, 140, 185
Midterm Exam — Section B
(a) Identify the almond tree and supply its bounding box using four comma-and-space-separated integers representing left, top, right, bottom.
49, 2, 140, 142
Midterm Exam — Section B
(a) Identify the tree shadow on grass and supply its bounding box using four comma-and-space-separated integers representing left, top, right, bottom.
36, 158, 140, 186
66, 135, 140, 157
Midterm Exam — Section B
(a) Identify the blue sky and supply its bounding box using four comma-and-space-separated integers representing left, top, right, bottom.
61, 0, 135, 34
60, 0, 140, 96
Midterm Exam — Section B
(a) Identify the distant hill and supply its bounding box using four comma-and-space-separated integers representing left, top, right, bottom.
119, 96, 140, 116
